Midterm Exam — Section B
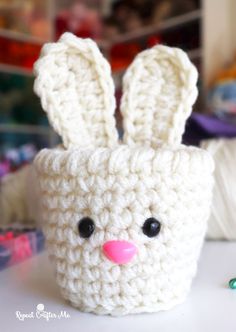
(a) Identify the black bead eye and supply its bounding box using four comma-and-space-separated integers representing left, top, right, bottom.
78, 217, 95, 238
142, 217, 161, 238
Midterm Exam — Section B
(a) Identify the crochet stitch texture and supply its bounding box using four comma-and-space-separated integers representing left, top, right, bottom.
34, 33, 214, 316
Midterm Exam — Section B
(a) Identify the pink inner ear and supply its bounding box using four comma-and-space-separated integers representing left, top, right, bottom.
102, 240, 137, 265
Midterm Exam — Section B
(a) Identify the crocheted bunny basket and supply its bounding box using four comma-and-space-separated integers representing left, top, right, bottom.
34, 33, 214, 316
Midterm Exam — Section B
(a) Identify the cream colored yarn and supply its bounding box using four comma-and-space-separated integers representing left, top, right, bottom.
201, 138, 236, 240
34, 33, 214, 316
0, 165, 40, 227
34, 33, 118, 150
121, 45, 198, 148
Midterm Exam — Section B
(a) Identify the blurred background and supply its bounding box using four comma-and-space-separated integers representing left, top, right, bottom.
0, 0, 236, 167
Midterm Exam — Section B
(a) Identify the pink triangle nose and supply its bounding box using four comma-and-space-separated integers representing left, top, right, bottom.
102, 240, 137, 264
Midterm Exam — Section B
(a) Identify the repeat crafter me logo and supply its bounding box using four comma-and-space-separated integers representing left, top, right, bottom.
16, 303, 70, 321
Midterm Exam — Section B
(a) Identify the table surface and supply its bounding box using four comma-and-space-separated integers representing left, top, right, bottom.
0, 241, 236, 332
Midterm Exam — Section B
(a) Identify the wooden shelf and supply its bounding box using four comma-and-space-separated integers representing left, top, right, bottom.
0, 64, 33, 77
0, 9, 202, 78
101, 9, 202, 47
0, 124, 58, 147
0, 124, 50, 135
0, 28, 48, 45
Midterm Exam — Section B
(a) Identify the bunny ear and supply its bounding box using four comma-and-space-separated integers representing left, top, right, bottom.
34, 33, 118, 149
120, 45, 198, 147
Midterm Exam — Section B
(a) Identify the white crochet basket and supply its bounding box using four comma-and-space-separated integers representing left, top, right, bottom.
34, 33, 214, 316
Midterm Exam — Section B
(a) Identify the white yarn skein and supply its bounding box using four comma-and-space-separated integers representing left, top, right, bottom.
201, 138, 236, 240
0, 165, 40, 227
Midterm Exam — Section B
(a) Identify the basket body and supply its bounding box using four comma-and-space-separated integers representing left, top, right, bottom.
34, 145, 214, 315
